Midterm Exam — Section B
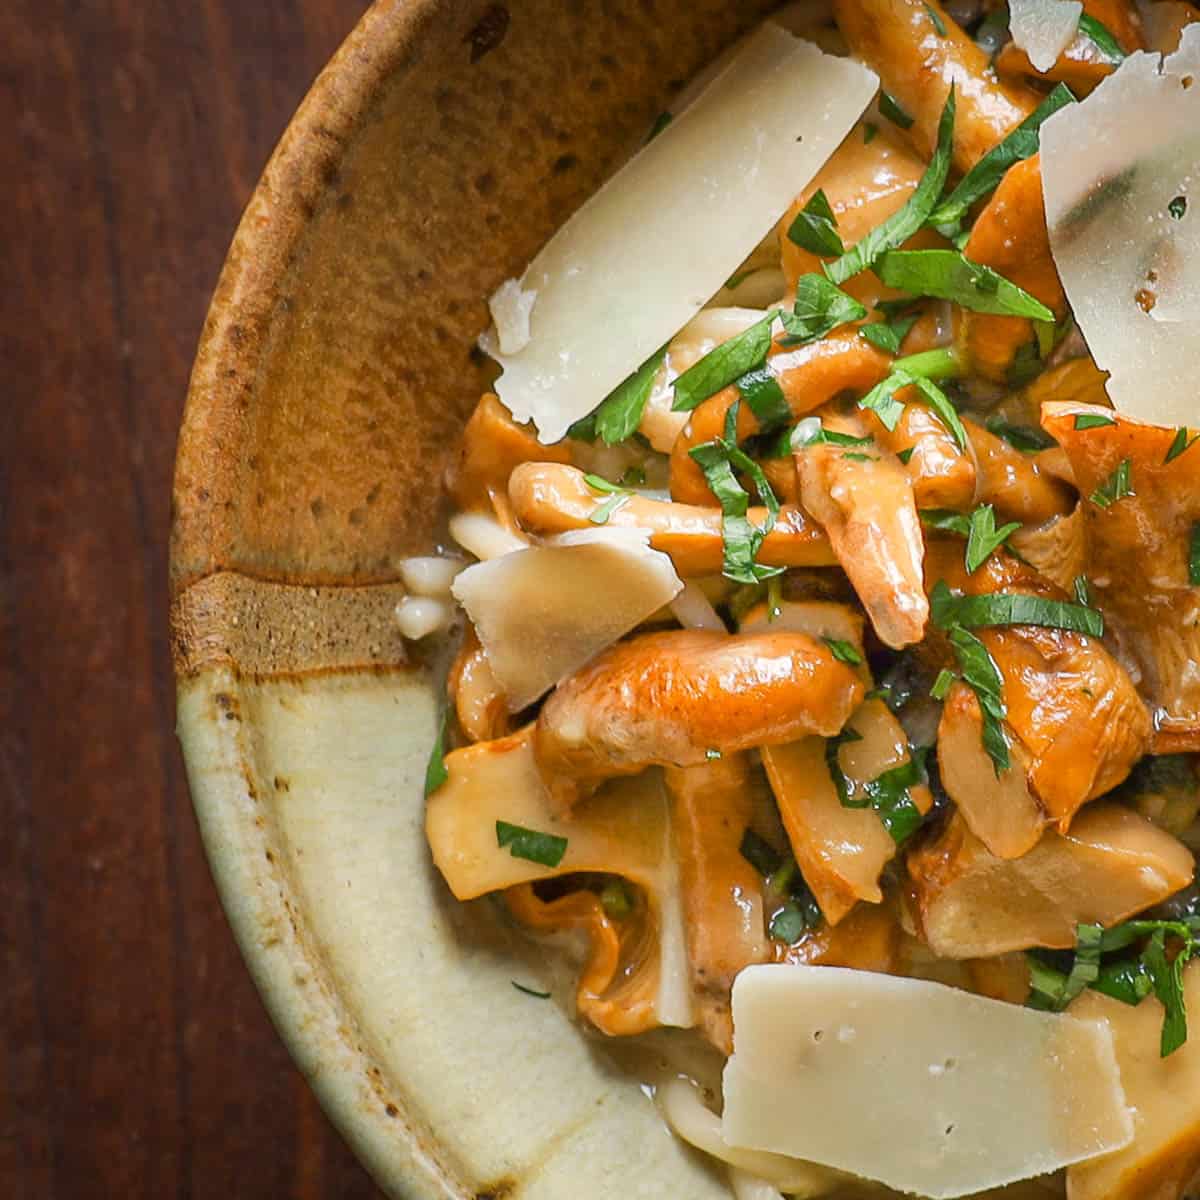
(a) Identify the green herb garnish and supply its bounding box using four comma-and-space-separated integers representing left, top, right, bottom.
424, 708, 450, 796
859, 314, 918, 355
1078, 13, 1126, 63
924, 2, 948, 36
864, 122, 878, 144
646, 110, 673, 142
826, 90, 955, 285
511, 981, 552, 999
930, 580, 1104, 637
947, 626, 1010, 773
600, 879, 634, 920
823, 637, 864, 665
879, 90, 915, 130
965, 504, 1022, 572
1165, 427, 1199, 464
828, 731, 927, 844
931, 668, 956, 700
878, 249, 1056, 320
986, 418, 1056, 453
739, 827, 782, 877
1074, 412, 1115, 430
787, 189, 845, 257
1169, 195, 1188, 221
780, 274, 867, 344
1073, 574, 1094, 607
672, 313, 776, 412
1090, 459, 1133, 509
583, 473, 634, 525
689, 402, 785, 584
496, 820, 568, 867
790, 417, 874, 450
1190, 524, 1200, 586
928, 85, 1075, 237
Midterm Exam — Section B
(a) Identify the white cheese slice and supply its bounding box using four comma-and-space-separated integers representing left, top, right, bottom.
1009, 0, 1083, 71
450, 528, 682, 711
489, 24, 879, 443
1041, 25, 1200, 426
722, 965, 1133, 1199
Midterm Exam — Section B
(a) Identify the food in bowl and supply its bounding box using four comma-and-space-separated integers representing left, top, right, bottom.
415, 2, 1200, 1196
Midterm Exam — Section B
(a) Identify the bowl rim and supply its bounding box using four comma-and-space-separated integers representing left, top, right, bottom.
172, 2, 463, 1196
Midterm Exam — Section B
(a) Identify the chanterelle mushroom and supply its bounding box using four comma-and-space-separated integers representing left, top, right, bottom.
908, 804, 1194, 958
533, 628, 864, 811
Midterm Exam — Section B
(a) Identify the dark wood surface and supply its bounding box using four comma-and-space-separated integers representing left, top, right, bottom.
1, 3, 385, 1196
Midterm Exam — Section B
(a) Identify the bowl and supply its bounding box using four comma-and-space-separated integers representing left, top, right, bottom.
170, 2, 782, 1195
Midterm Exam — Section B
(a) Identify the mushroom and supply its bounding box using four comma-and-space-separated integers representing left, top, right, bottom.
832, 0, 1040, 172
907, 804, 1194, 958
957, 156, 1068, 383
964, 416, 1077, 526
797, 413, 929, 647
508, 462, 836, 577
665, 754, 770, 1052
762, 698, 933, 924
1067, 961, 1200, 1200
533, 628, 865, 810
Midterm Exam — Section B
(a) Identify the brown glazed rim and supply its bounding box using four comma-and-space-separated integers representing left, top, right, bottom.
172, 4, 469, 1196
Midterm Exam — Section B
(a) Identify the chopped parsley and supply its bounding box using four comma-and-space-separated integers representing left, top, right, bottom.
924, 2, 948, 36
424, 708, 450, 796
1073, 574, 1094, 607
857, 350, 965, 448
879, 90, 915, 130
823, 637, 864, 665
600, 879, 634, 920
740, 828, 823, 943
672, 312, 776, 412
930, 668, 956, 700
827, 729, 928, 844
739, 827, 783, 878
511, 981, 552, 999
583, 473, 634, 524
965, 505, 1022, 572
1190, 524, 1200, 587
646, 110, 673, 142
948, 626, 1010, 773
986, 418, 1055, 453
689, 402, 785, 584
496, 820, 568, 868
877, 249, 1056, 321
1090, 459, 1133, 509
864, 122, 878, 144
826, 89, 955, 285
930, 580, 1104, 637
781, 274, 867, 345
1029, 919, 1200, 1057
787, 189, 845, 257
928, 85, 1075, 238
1073, 412, 1115, 430
790, 417, 873, 450
1169, 195, 1188, 221
859, 314, 918, 355
1165, 427, 1200, 464
1077, 13, 1126, 64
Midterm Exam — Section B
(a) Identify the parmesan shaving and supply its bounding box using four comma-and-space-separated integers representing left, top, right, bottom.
1041, 25, 1200, 425
487, 278, 537, 355
450, 529, 682, 711
487, 24, 879, 443
722, 966, 1133, 1198
1009, 0, 1083, 71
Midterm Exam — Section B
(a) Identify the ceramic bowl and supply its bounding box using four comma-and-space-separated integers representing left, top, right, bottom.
170, 2, 782, 1195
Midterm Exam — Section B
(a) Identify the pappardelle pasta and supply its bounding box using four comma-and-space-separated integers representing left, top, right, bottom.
420, 2, 1200, 1196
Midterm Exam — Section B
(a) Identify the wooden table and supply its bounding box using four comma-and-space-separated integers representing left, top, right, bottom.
2, 2, 385, 1195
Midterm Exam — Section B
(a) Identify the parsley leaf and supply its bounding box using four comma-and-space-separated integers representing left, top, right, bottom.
826, 89, 955, 286
1190, 523, 1200, 587
735, 366, 791, 430
1073, 574, 1094, 606
1169, 195, 1188, 221
928, 85, 1075, 236
496, 820, 568, 868
672, 313, 777, 412
879, 90, 915, 130
827, 730, 927, 844
1073, 412, 1115, 430
1165, 427, 1200, 464
859, 314, 918, 355
1090, 459, 1133, 509
986, 418, 1056, 453
930, 580, 1104, 637
790, 417, 873, 450
965, 504, 1022, 572
781, 274, 867, 344
823, 637, 864, 665
739, 827, 783, 878
864, 122, 878, 144
1078, 13, 1126, 63
930, 668, 956, 700
950, 626, 1010, 772
787, 189, 845, 257
424, 708, 450, 796
591, 346, 666, 444
878, 249, 1056, 320
924, 2, 948, 36
582, 473, 634, 525
646, 110, 673, 142
688, 402, 785, 584
511, 981, 552, 999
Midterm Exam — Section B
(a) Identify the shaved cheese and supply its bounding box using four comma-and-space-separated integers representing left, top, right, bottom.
1009, 0, 1082, 71
489, 25, 879, 443
1041, 25, 1200, 425
488, 278, 537, 355
447, 511, 528, 561
722, 966, 1133, 1198
451, 529, 682, 711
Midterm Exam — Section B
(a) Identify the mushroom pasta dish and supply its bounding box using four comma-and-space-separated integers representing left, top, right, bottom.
413, 1, 1200, 1195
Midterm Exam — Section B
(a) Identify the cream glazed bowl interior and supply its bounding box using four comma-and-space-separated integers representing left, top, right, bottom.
170, 1, 786, 1196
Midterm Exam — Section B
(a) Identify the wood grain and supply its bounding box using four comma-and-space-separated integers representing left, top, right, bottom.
0, 2, 382, 1196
